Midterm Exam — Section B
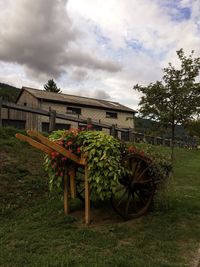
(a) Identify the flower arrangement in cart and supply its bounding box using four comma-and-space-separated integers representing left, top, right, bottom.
44, 128, 172, 200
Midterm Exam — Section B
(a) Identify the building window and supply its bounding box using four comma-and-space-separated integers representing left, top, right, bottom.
106, 111, 118, 119
24, 102, 27, 106
66, 106, 81, 115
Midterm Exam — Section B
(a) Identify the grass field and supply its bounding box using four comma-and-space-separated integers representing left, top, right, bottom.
1, 127, 200, 267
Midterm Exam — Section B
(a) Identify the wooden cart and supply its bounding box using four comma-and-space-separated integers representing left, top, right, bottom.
16, 130, 156, 224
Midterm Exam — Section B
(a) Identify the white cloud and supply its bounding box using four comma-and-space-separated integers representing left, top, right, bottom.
0, 0, 200, 110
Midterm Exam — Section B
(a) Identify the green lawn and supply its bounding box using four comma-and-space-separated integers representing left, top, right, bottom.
1, 127, 200, 267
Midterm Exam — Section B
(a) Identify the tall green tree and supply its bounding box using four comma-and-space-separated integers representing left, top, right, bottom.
44, 79, 61, 93
187, 119, 200, 140
133, 49, 200, 160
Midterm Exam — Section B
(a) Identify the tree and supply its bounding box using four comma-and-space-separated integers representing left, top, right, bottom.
44, 79, 61, 93
133, 49, 200, 160
187, 119, 200, 140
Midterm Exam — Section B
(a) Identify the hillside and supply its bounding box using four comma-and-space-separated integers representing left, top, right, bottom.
0, 82, 20, 102
0, 127, 47, 215
135, 116, 189, 139
1, 127, 200, 266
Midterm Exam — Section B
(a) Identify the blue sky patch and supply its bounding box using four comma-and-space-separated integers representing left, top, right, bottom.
160, 0, 191, 22
93, 25, 110, 46
125, 39, 143, 51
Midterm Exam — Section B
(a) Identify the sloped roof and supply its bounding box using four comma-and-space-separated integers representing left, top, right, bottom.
19, 87, 136, 113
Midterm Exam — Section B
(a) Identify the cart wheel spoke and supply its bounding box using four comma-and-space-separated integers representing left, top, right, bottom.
117, 188, 128, 207
136, 166, 150, 182
135, 190, 146, 205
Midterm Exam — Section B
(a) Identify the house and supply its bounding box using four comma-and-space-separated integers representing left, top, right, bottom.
3, 87, 136, 135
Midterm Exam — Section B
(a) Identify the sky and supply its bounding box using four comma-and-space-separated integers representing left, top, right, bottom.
0, 0, 200, 110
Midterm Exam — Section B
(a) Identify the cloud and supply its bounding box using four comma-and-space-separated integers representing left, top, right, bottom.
63, 50, 121, 72
91, 89, 111, 100
0, 0, 200, 111
0, 0, 120, 79
70, 68, 89, 81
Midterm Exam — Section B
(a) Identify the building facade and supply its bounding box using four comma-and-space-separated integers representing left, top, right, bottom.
3, 87, 136, 134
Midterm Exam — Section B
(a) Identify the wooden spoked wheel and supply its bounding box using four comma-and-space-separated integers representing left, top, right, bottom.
111, 153, 156, 220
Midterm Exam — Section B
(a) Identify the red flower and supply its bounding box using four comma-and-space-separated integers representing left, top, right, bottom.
57, 141, 64, 146
61, 157, 67, 161
77, 147, 81, 153
51, 152, 56, 158
68, 149, 72, 153
128, 146, 136, 153
67, 141, 72, 146
140, 151, 145, 157
52, 162, 56, 168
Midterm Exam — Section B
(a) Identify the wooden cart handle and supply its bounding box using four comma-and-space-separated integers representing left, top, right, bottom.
15, 133, 53, 155
27, 130, 86, 166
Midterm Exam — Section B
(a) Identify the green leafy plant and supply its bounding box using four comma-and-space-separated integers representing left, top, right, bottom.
44, 129, 124, 199
44, 129, 172, 200
76, 131, 124, 200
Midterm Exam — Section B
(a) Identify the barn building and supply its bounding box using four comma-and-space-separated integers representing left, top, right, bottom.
2, 87, 136, 134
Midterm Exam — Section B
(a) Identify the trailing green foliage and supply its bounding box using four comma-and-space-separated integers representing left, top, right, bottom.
44, 129, 124, 200
77, 131, 124, 200
44, 129, 172, 200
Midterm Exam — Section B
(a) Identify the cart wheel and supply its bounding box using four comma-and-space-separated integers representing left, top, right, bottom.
111, 153, 156, 220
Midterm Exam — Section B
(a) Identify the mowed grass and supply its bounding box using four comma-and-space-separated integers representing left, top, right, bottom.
1, 127, 200, 267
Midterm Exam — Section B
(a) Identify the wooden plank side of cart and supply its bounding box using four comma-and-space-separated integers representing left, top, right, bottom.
27, 130, 86, 166
16, 130, 90, 225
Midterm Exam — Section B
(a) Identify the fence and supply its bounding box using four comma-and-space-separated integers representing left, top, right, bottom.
0, 97, 197, 149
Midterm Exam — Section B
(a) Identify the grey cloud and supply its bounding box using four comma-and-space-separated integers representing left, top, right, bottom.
0, 0, 120, 79
92, 89, 111, 100
64, 50, 121, 72
68, 88, 111, 100
71, 68, 89, 81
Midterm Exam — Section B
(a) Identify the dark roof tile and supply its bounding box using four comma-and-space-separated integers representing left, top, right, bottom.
22, 87, 136, 113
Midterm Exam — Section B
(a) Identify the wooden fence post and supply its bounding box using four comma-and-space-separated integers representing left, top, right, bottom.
49, 108, 56, 132
87, 118, 92, 130
154, 137, 157, 145
128, 128, 133, 142
132, 132, 136, 142
0, 97, 2, 127
110, 124, 117, 138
